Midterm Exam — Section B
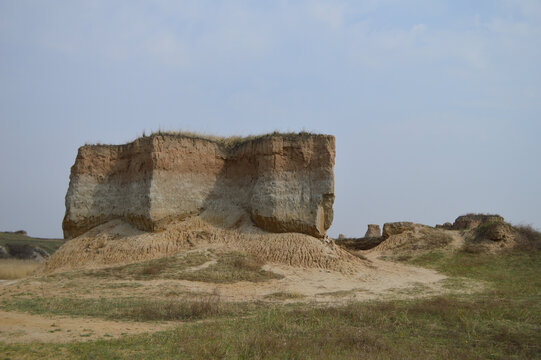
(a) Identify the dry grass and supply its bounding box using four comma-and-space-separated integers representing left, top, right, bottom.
87, 130, 320, 152
232, 255, 263, 272
461, 242, 485, 254
1, 295, 247, 322
514, 224, 541, 251
124, 296, 224, 321
64, 251, 283, 284
263, 292, 306, 300
462, 222, 541, 252
145, 130, 318, 151
0, 259, 41, 279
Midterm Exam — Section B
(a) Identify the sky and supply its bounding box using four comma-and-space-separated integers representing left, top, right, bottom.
0, 0, 540, 238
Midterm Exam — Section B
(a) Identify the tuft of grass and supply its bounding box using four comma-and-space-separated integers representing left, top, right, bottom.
140, 263, 166, 276
125, 296, 224, 321
232, 255, 263, 272
88, 130, 323, 152
317, 289, 361, 297
146, 130, 319, 151
0, 259, 41, 279
264, 292, 306, 300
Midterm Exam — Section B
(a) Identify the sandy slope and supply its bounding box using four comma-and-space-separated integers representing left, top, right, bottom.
0, 310, 175, 344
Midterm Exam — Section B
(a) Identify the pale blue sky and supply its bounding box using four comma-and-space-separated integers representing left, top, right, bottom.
1, 0, 540, 238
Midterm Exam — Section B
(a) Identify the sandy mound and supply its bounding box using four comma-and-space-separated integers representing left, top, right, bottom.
45, 217, 363, 274
368, 225, 460, 254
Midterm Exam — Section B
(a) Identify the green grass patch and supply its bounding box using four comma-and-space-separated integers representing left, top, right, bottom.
1, 296, 259, 322
73, 251, 283, 283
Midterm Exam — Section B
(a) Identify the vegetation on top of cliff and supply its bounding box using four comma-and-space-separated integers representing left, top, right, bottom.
84, 130, 329, 151
145, 130, 324, 150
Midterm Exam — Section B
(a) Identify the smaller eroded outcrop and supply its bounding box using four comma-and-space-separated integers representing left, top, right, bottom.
452, 214, 504, 230
364, 224, 381, 238
382, 222, 432, 240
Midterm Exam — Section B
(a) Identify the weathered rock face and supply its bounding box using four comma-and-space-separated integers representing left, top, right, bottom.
364, 224, 381, 238
484, 222, 515, 242
435, 222, 453, 230
452, 214, 504, 230
382, 222, 427, 240
63, 133, 335, 239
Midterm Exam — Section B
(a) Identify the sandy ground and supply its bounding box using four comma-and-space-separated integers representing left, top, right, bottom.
0, 254, 460, 344
0, 310, 175, 344
0, 229, 480, 344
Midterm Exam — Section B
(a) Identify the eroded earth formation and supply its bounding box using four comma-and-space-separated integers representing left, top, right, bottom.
63, 133, 335, 239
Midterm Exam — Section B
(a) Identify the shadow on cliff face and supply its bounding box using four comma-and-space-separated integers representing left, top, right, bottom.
63, 138, 155, 239
198, 138, 335, 238
198, 149, 256, 232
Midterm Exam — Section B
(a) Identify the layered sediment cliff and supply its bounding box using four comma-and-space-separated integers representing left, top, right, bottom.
63, 133, 335, 239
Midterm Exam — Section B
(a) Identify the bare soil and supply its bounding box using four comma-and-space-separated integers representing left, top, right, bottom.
0, 310, 175, 344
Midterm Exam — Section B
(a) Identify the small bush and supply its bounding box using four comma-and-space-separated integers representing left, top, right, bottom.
140, 263, 165, 276
514, 225, 541, 251
233, 256, 263, 272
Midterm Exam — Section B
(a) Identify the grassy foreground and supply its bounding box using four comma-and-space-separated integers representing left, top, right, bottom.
1, 250, 540, 359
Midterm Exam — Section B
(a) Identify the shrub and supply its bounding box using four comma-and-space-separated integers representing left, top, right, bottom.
140, 263, 165, 276
233, 256, 263, 272
514, 225, 541, 251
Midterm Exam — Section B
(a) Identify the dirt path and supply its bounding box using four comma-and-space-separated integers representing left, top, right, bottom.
0, 310, 175, 344
137, 257, 449, 303
448, 231, 465, 249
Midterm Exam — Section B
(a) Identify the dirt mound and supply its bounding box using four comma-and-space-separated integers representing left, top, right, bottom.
462, 222, 541, 253
45, 217, 363, 274
369, 225, 457, 253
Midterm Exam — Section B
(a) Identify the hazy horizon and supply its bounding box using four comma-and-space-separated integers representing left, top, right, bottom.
1, 1, 540, 238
